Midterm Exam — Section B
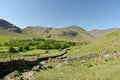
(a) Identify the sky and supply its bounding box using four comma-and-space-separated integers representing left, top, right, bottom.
0, 0, 120, 30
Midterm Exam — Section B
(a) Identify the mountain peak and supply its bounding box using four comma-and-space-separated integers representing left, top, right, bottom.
66, 25, 81, 28
0, 19, 22, 33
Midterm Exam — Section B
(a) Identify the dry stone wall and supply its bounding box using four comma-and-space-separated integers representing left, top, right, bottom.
0, 59, 38, 77
0, 49, 69, 78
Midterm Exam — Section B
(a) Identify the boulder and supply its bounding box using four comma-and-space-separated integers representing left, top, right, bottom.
32, 65, 40, 72
46, 65, 53, 69
56, 63, 62, 68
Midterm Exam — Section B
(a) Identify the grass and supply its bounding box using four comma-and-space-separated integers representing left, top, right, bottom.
34, 57, 120, 80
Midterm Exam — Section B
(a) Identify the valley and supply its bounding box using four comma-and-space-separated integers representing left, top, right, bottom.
0, 19, 120, 80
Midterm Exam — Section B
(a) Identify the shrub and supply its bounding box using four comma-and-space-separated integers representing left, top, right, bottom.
45, 50, 49, 54
24, 45, 30, 50
18, 46, 24, 52
9, 46, 17, 53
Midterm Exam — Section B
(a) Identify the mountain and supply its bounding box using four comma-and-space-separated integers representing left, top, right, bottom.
0, 19, 34, 42
0, 19, 22, 33
24, 25, 93, 41
89, 28, 118, 38
0, 19, 93, 42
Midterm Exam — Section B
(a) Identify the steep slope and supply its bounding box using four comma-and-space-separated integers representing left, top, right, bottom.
68, 29, 120, 57
0, 19, 22, 33
89, 28, 118, 38
24, 25, 93, 41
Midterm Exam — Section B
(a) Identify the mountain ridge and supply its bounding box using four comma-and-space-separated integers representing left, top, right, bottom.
0, 19, 119, 42
24, 25, 93, 41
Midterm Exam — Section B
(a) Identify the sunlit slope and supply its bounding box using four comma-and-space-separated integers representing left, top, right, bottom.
0, 28, 34, 43
68, 29, 120, 57
24, 25, 93, 42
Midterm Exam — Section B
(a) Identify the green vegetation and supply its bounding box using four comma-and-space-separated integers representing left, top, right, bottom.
18, 46, 24, 52
0, 38, 88, 60
8, 46, 17, 53
1, 19, 120, 80
6, 38, 76, 50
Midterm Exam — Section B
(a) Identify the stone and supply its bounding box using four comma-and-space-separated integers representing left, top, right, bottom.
64, 61, 70, 65
40, 61, 47, 65
80, 60, 86, 63
56, 63, 62, 68
32, 65, 40, 72
46, 65, 53, 69
48, 58, 52, 62
41, 65, 47, 70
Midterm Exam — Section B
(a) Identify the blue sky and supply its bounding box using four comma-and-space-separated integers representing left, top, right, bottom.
0, 0, 120, 30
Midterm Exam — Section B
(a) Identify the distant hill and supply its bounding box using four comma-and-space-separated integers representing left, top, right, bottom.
89, 28, 118, 38
24, 25, 93, 41
0, 19, 22, 33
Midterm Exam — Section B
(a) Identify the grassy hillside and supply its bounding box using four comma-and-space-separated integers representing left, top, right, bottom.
0, 28, 35, 43
34, 59, 120, 80
67, 29, 120, 57
0, 19, 36, 43
24, 25, 93, 42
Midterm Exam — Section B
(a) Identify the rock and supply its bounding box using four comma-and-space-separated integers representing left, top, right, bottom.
22, 71, 35, 80
5, 70, 20, 79
48, 58, 52, 62
41, 65, 47, 70
32, 65, 40, 72
36, 65, 41, 69
40, 61, 47, 65
62, 55, 67, 58
56, 63, 62, 68
46, 65, 53, 69
18, 76, 24, 80
64, 61, 70, 65
80, 60, 86, 63
104, 54, 111, 59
